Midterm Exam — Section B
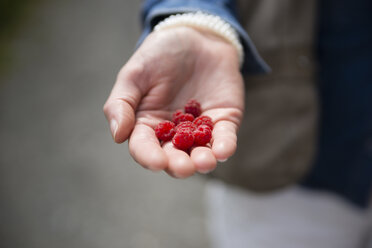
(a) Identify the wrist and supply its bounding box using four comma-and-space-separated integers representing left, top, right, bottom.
153, 12, 244, 67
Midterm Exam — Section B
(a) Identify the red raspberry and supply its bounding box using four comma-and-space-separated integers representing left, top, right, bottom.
193, 125, 212, 146
184, 99, 202, 118
172, 110, 194, 125
175, 121, 196, 132
172, 128, 194, 151
155, 121, 176, 141
193, 115, 213, 130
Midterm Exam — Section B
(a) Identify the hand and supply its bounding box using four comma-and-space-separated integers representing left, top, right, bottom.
103, 26, 244, 178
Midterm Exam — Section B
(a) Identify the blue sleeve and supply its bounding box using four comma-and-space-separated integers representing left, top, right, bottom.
138, 0, 270, 74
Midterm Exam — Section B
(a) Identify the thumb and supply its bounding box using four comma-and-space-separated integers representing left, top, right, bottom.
103, 64, 145, 143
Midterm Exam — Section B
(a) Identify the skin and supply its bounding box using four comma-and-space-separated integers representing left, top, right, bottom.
103, 26, 244, 178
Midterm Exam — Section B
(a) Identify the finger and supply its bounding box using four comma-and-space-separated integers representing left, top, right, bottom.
163, 142, 195, 178
211, 120, 238, 162
129, 123, 168, 171
190, 146, 217, 174
103, 64, 145, 143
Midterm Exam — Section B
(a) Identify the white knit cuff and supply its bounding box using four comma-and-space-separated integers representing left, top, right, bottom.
154, 11, 244, 67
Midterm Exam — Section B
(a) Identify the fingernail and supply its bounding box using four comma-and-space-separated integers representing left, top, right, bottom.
217, 158, 228, 163
110, 119, 118, 140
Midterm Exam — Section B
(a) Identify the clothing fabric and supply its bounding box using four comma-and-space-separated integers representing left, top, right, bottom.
210, 0, 318, 195
300, 0, 372, 208
205, 180, 372, 248
139, 0, 372, 208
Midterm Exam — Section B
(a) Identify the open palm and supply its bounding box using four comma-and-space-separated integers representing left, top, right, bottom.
104, 27, 244, 178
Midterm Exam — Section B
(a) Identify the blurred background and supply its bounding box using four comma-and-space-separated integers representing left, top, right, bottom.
0, 0, 209, 247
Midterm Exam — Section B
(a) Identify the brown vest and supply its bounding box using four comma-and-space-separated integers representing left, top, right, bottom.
210, 0, 319, 191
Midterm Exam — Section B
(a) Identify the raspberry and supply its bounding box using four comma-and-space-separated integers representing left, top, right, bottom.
153, 100, 213, 151
193, 125, 212, 146
172, 128, 194, 151
193, 115, 214, 130
184, 99, 202, 118
155, 121, 176, 141
175, 121, 196, 132
172, 110, 194, 125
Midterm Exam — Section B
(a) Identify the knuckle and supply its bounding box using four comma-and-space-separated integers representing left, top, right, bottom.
118, 62, 146, 82
102, 101, 112, 115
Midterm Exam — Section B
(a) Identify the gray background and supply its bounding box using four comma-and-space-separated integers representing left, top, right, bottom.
0, 0, 209, 247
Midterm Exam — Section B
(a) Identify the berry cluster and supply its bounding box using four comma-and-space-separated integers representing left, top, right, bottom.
154, 99, 213, 151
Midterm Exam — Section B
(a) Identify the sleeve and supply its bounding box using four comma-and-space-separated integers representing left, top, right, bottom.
138, 0, 270, 74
